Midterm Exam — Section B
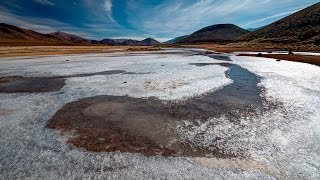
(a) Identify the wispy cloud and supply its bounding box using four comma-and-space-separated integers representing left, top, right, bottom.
82, 0, 117, 24
104, 0, 116, 23
1, 0, 318, 40
104, 0, 112, 12
33, 0, 55, 6
123, 0, 319, 38
126, 0, 255, 37
0, 0, 126, 39
245, 10, 298, 27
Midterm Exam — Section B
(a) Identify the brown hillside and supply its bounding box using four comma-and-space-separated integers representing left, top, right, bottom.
179, 24, 249, 43
238, 3, 320, 45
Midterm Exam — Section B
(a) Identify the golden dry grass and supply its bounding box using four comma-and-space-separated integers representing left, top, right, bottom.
185, 42, 320, 53
0, 46, 158, 58
183, 42, 320, 66
1, 43, 319, 66
237, 54, 320, 66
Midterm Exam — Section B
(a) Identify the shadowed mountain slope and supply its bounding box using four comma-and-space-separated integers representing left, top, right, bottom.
178, 24, 249, 43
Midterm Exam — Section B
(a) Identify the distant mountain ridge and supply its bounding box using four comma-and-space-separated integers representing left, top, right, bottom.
238, 2, 320, 44
178, 24, 249, 43
100, 38, 160, 46
100, 39, 140, 45
0, 23, 160, 46
138, 38, 160, 46
49, 31, 90, 43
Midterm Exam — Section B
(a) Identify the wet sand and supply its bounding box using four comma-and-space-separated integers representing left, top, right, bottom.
47, 62, 267, 157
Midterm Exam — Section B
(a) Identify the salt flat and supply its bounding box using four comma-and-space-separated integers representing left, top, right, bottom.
0, 49, 319, 179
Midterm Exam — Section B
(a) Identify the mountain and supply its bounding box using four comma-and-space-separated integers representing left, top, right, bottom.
178, 24, 249, 43
137, 38, 160, 46
0, 23, 58, 42
49, 31, 90, 43
0, 23, 161, 46
100, 39, 140, 45
238, 3, 320, 45
0, 23, 90, 45
100, 38, 159, 46
165, 35, 188, 44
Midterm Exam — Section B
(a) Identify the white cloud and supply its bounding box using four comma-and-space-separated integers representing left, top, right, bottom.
104, 0, 112, 12
245, 10, 298, 27
104, 0, 115, 23
127, 0, 254, 37
33, 0, 55, 6
82, 0, 116, 24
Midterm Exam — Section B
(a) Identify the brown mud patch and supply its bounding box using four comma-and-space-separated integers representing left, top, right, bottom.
47, 96, 230, 157
47, 63, 267, 157
0, 108, 13, 116
0, 70, 127, 93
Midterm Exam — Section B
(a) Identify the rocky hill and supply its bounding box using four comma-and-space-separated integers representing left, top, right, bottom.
0, 23, 93, 45
178, 24, 249, 43
0, 23, 59, 45
137, 38, 160, 46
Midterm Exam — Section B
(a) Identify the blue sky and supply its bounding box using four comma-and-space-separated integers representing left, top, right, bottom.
0, 0, 319, 41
